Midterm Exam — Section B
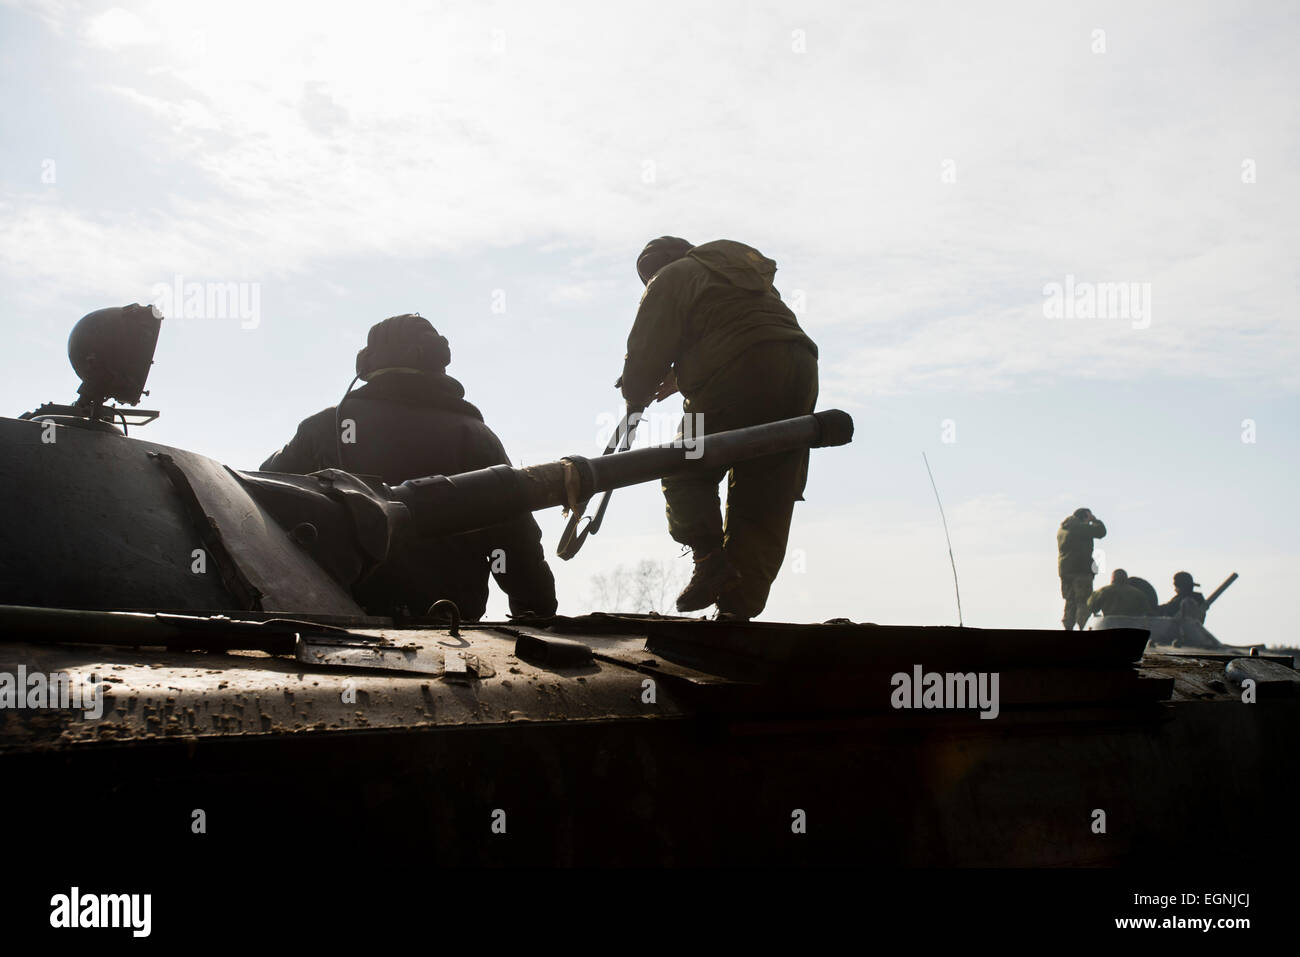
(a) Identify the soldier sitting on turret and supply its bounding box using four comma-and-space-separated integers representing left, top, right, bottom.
260, 314, 558, 621
1087, 568, 1154, 619
1156, 571, 1206, 623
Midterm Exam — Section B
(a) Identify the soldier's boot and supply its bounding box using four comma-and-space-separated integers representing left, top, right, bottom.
676, 548, 742, 612
712, 608, 750, 623
1074, 600, 1091, 630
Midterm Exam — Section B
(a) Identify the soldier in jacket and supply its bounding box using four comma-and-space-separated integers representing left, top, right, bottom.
619, 237, 819, 620
1057, 507, 1107, 629
1087, 568, 1153, 619
1156, 571, 1206, 622
261, 314, 557, 621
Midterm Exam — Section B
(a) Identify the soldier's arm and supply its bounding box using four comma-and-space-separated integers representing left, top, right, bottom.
1090, 520, 1107, 538
620, 264, 690, 405
474, 429, 559, 617
259, 409, 334, 473
486, 515, 559, 618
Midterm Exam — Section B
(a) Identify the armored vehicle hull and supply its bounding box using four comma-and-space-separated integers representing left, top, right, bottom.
2, 609, 1296, 867
2, 407, 1296, 868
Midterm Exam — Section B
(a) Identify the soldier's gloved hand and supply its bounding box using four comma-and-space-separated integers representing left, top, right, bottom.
652, 370, 679, 402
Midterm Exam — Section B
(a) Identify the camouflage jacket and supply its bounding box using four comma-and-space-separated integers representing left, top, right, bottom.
1057, 515, 1107, 576
620, 240, 818, 405
1157, 592, 1206, 622
1087, 582, 1153, 617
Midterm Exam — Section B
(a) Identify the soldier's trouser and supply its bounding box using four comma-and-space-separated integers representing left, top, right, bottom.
662, 341, 819, 618
1060, 574, 1093, 629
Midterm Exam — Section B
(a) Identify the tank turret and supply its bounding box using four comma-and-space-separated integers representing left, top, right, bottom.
1, 304, 853, 615
0, 403, 852, 616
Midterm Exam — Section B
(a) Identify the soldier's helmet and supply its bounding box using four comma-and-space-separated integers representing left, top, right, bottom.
636, 236, 694, 285
356, 314, 451, 381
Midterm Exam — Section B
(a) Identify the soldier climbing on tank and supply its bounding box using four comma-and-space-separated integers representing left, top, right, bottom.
260, 314, 557, 621
617, 237, 819, 620
1057, 507, 1106, 629
1156, 571, 1206, 623
1086, 568, 1153, 620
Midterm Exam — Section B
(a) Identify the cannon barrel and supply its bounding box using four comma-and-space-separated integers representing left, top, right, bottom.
389, 409, 854, 538
1203, 572, 1238, 611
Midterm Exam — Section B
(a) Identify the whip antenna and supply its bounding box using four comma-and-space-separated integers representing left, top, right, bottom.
922, 452, 963, 627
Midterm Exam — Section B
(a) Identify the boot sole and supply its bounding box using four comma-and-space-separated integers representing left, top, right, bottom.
675, 571, 742, 613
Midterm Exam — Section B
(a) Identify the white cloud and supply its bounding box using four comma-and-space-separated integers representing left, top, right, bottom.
83, 6, 156, 49
549, 279, 620, 304
3, 0, 71, 34
3, 0, 1298, 406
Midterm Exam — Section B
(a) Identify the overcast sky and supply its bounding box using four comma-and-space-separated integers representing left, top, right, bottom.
1, 0, 1296, 641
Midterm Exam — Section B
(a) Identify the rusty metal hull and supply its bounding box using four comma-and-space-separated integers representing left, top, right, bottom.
2, 616, 1295, 867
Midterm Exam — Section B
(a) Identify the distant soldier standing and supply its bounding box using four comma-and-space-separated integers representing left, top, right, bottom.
1057, 507, 1106, 629
618, 237, 819, 620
